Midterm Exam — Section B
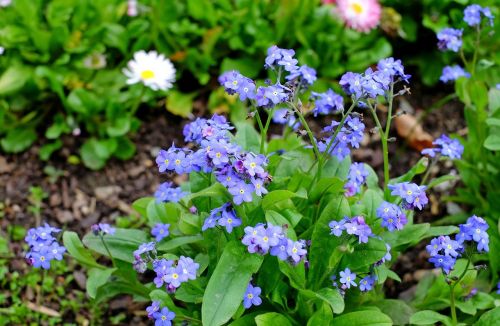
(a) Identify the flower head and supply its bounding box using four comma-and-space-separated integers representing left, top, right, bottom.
154, 182, 187, 203
311, 89, 344, 116
439, 65, 470, 83
152, 307, 175, 326
377, 201, 407, 231
243, 283, 262, 309
25, 223, 65, 270
388, 182, 428, 210
336, 0, 382, 33
339, 268, 357, 288
123, 50, 176, 91
421, 134, 464, 159
151, 223, 170, 242
464, 5, 494, 27
437, 28, 463, 52
359, 275, 376, 292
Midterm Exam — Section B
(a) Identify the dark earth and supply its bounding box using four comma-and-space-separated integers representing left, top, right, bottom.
0, 79, 466, 323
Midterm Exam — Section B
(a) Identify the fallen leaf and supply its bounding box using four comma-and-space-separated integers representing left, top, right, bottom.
26, 302, 61, 317
394, 113, 433, 151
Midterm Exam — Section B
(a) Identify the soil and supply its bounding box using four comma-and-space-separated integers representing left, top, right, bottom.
0, 80, 466, 323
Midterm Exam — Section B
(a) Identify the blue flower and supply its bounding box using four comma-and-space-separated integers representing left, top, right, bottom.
154, 182, 187, 203
25, 223, 65, 270
437, 28, 463, 52
153, 259, 175, 287
218, 209, 242, 233
265, 85, 289, 105
426, 237, 443, 257
422, 134, 464, 159
344, 216, 372, 243
286, 239, 307, 264
377, 57, 411, 82
339, 268, 357, 289
286, 65, 317, 85
270, 238, 289, 260
456, 215, 489, 252
344, 162, 369, 196
255, 223, 281, 251
439, 65, 470, 83
243, 283, 262, 309
146, 301, 161, 318
228, 181, 254, 205
339, 72, 365, 99
272, 108, 299, 130
359, 275, 377, 292
151, 223, 170, 242
134, 242, 156, 257
311, 89, 344, 116
429, 254, 456, 274
177, 256, 200, 282
388, 182, 428, 210
329, 219, 346, 237
377, 201, 407, 232
152, 307, 175, 326
464, 4, 494, 27
251, 177, 268, 196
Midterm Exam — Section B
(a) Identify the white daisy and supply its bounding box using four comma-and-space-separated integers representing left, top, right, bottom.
123, 50, 176, 91
0, 0, 11, 8
83, 53, 107, 69
0, 47, 4, 55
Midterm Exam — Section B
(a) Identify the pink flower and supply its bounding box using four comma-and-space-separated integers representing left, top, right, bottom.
335, 0, 381, 33
322, 0, 337, 4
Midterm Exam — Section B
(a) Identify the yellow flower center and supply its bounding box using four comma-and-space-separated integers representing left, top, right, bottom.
346, 276, 351, 281
263, 236, 268, 242
247, 293, 253, 299
239, 189, 245, 194
216, 152, 221, 158
292, 248, 298, 253
164, 159, 169, 165
256, 184, 261, 189
162, 316, 167, 321
175, 159, 181, 165
227, 218, 233, 224
172, 273, 179, 279
407, 190, 413, 195
140, 69, 155, 80
40, 256, 45, 261
351, 3, 364, 14
250, 162, 256, 168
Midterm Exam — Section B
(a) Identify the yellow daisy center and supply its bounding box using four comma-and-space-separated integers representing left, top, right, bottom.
140, 69, 155, 80
351, 3, 364, 14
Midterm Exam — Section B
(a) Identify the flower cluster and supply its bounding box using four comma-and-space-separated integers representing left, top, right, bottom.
123, 50, 176, 91
25, 223, 66, 270
333, 268, 377, 296
344, 162, 369, 196
318, 116, 365, 161
146, 301, 175, 326
151, 223, 170, 242
329, 216, 373, 243
440, 65, 470, 83
91, 223, 116, 236
133, 241, 157, 273
339, 57, 410, 101
334, 0, 382, 33
202, 203, 242, 233
463, 4, 494, 27
154, 182, 188, 203
376, 201, 407, 232
272, 108, 300, 130
242, 223, 307, 264
219, 46, 322, 110
153, 256, 200, 293
243, 282, 262, 309
388, 182, 428, 210
421, 134, 464, 160
437, 28, 463, 52
311, 89, 344, 117
156, 114, 270, 205
427, 215, 489, 274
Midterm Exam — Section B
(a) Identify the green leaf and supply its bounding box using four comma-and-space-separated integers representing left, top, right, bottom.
113, 136, 136, 160
1, 128, 37, 153
331, 310, 392, 326
344, 238, 387, 270
82, 229, 150, 263
390, 157, 428, 184
262, 190, 304, 211
474, 306, 500, 325
62, 231, 103, 269
315, 288, 344, 314
255, 312, 292, 326
202, 241, 264, 326
107, 117, 131, 137
309, 195, 350, 288
409, 310, 452, 326
0, 65, 31, 95
307, 304, 334, 326
156, 235, 204, 251
361, 189, 384, 222
309, 177, 344, 202
375, 299, 414, 326
278, 260, 305, 289
484, 135, 500, 151
150, 289, 190, 316
67, 88, 100, 114
86, 267, 116, 299
183, 182, 230, 203
80, 138, 116, 170
39, 140, 62, 161
233, 122, 260, 153
132, 197, 154, 217
166, 90, 195, 117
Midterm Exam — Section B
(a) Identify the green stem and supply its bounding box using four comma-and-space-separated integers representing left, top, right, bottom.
449, 257, 472, 326
130, 87, 146, 116
292, 103, 321, 161
254, 108, 266, 153
471, 26, 481, 77
99, 234, 116, 268
260, 107, 276, 154
421, 157, 438, 185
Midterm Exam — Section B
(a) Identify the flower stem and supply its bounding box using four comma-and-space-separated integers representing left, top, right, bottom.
449, 257, 471, 326
130, 87, 146, 116
254, 108, 266, 153
99, 234, 116, 268
291, 103, 321, 161
261, 107, 276, 154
